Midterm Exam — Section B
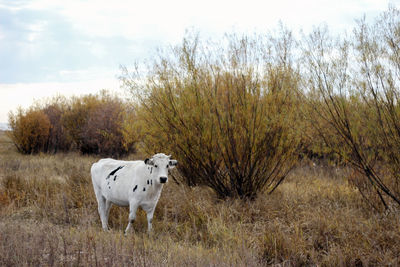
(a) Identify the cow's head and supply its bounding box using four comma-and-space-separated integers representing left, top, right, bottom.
144, 153, 178, 184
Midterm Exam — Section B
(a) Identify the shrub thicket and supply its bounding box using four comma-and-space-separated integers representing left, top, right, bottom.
8, 91, 137, 157
302, 6, 400, 210
62, 92, 136, 156
121, 32, 301, 199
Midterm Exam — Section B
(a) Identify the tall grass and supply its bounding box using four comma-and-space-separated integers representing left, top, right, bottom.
1, 131, 400, 265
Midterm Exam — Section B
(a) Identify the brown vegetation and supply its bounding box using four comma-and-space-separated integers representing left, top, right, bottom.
8, 91, 137, 157
8, 108, 51, 154
62, 92, 137, 157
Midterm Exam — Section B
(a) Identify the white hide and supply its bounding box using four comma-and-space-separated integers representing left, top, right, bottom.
91, 153, 177, 233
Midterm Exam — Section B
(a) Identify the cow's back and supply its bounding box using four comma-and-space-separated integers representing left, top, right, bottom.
91, 158, 143, 189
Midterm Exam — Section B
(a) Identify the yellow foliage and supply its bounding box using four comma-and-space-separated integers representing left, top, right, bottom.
127, 33, 301, 198
8, 108, 51, 154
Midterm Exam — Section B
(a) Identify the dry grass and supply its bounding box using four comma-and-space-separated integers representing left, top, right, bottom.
0, 131, 400, 266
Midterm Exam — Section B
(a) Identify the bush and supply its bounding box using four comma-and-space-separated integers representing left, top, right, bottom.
62, 91, 137, 157
122, 32, 301, 199
8, 108, 51, 154
303, 6, 400, 210
42, 97, 71, 153
8, 91, 138, 157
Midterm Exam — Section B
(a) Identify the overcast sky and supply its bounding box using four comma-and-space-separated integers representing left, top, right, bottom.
0, 0, 399, 123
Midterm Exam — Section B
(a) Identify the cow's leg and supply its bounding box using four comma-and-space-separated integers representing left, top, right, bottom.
104, 200, 112, 228
124, 202, 139, 235
146, 207, 155, 233
93, 187, 108, 231
98, 198, 109, 231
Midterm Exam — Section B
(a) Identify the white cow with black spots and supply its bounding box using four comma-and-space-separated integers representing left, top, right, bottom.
91, 153, 177, 234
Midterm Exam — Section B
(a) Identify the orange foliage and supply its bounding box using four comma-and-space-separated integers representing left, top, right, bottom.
8, 108, 51, 154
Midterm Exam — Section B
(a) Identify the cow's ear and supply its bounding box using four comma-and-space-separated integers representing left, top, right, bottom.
169, 160, 178, 168
145, 158, 154, 165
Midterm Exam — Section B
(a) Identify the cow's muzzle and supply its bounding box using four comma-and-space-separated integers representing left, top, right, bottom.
159, 177, 167, 183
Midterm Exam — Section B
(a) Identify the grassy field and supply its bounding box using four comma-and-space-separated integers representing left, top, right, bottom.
0, 131, 399, 266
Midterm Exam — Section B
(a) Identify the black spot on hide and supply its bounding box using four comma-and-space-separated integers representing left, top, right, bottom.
151, 180, 153, 185
147, 180, 149, 184
150, 167, 153, 174
133, 185, 138, 192
108, 166, 124, 178
114, 175, 117, 181
108, 186, 111, 189
143, 187, 146, 192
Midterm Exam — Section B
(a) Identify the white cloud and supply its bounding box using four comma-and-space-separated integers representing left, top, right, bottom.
4, 0, 396, 45
26, 20, 47, 42
53, 0, 188, 42
57, 67, 116, 81
90, 43, 107, 58
25, 0, 396, 42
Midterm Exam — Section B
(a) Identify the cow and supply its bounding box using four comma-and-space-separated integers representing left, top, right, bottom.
91, 153, 178, 234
